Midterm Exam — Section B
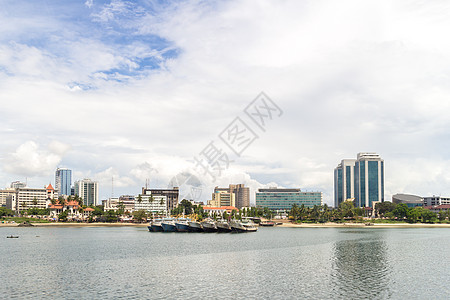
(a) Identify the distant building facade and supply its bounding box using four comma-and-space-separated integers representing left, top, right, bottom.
135, 190, 167, 215
55, 168, 72, 196
208, 184, 250, 209
423, 196, 450, 207
334, 159, 356, 208
10, 181, 26, 189
0, 188, 16, 207
392, 194, 423, 208
6, 184, 57, 212
334, 153, 384, 208
256, 188, 322, 211
74, 179, 99, 206
141, 187, 179, 211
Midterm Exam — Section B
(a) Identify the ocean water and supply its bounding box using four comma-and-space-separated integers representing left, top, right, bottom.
1, 226, 449, 299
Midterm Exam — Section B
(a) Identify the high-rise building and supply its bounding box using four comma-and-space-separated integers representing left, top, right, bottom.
334, 153, 384, 208
334, 159, 356, 208
256, 188, 322, 211
354, 153, 384, 207
74, 179, 99, 206
209, 184, 250, 209
55, 168, 72, 196
141, 187, 179, 211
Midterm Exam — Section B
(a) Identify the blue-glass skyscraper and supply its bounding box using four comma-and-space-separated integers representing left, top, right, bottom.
334, 159, 356, 208
334, 153, 384, 208
354, 153, 384, 208
55, 168, 72, 196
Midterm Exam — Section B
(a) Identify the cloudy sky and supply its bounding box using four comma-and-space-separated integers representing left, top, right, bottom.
1, 0, 450, 206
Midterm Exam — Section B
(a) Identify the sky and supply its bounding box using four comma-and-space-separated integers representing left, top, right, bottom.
1, 0, 450, 206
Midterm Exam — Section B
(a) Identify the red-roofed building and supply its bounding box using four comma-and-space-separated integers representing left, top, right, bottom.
202, 206, 239, 217
424, 204, 450, 214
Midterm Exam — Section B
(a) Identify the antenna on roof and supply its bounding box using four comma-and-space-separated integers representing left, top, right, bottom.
111, 176, 114, 198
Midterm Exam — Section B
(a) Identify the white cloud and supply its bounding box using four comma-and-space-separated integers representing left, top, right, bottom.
3, 141, 63, 177
2, 1, 450, 205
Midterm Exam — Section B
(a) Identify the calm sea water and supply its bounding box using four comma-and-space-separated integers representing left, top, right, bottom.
1, 226, 450, 299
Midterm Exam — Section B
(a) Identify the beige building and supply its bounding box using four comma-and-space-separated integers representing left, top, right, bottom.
0, 188, 16, 207
6, 184, 57, 212
208, 184, 250, 209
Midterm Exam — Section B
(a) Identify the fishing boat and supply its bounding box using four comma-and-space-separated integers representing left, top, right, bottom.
7, 235, 19, 238
216, 220, 232, 232
148, 219, 164, 232
188, 221, 203, 232
161, 218, 178, 232
201, 219, 217, 232
230, 219, 258, 233
175, 218, 190, 232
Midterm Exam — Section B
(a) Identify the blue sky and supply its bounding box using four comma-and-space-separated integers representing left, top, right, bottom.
2, 0, 450, 205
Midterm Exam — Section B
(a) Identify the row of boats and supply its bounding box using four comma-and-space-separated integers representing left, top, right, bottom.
148, 218, 258, 233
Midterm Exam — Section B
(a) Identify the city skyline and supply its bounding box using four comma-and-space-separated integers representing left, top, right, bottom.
2, 1, 450, 206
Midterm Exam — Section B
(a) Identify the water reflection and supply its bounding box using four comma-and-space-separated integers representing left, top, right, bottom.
331, 229, 391, 299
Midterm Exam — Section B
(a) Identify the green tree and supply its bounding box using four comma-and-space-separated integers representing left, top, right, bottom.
58, 210, 69, 222
117, 201, 125, 215
137, 194, 143, 204
105, 210, 119, 222
289, 204, 301, 221
133, 210, 147, 223
392, 203, 409, 220
32, 197, 38, 206
422, 210, 437, 223
0, 207, 14, 217
375, 201, 397, 218
338, 201, 355, 219
406, 207, 421, 223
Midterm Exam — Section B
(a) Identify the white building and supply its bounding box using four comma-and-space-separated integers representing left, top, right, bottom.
6, 184, 57, 212
74, 179, 99, 206
423, 196, 450, 207
135, 191, 167, 215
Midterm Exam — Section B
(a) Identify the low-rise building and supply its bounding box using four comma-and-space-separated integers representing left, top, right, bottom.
392, 194, 423, 208
423, 196, 450, 207
423, 204, 450, 214
202, 206, 239, 217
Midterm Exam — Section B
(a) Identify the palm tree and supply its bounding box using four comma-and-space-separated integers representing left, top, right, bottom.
137, 194, 143, 204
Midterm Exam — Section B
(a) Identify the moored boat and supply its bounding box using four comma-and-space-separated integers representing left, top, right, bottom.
188, 221, 203, 232
175, 218, 190, 232
201, 219, 217, 232
230, 219, 258, 232
149, 219, 164, 232
161, 218, 178, 232
216, 220, 232, 232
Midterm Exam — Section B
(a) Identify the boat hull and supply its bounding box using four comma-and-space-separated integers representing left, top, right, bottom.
188, 222, 203, 232
161, 223, 177, 232
150, 224, 164, 232
201, 222, 217, 232
175, 223, 190, 232
216, 222, 232, 232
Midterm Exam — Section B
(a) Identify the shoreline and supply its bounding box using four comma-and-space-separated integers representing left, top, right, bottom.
0, 222, 148, 228
277, 222, 450, 228
1, 221, 450, 228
